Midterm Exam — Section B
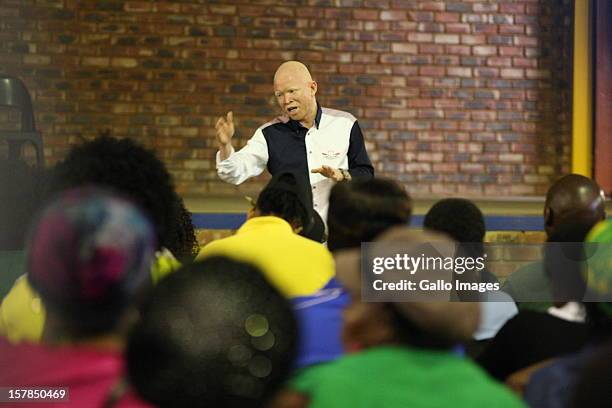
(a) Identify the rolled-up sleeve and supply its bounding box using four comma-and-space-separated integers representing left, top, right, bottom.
347, 121, 374, 180
216, 128, 269, 185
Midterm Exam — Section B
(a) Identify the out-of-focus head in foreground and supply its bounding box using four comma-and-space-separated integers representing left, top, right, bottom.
127, 256, 298, 408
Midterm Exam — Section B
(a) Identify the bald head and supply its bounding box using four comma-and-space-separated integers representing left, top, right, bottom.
274, 61, 313, 84
273, 61, 318, 127
544, 174, 606, 237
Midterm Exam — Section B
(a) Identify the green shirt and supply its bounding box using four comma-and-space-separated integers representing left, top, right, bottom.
291, 346, 525, 408
501, 261, 552, 312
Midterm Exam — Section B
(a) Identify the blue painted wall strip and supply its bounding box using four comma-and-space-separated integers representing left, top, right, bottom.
192, 213, 545, 231
192, 213, 247, 230
411, 215, 544, 231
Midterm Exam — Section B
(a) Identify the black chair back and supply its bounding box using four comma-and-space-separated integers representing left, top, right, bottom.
0, 76, 44, 166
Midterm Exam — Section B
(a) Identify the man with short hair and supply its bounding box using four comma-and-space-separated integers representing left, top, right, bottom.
423, 198, 518, 342
214, 60, 374, 221
524, 219, 612, 408
502, 174, 606, 310
326, 177, 413, 252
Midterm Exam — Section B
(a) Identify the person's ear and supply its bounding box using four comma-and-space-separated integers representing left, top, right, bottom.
291, 219, 303, 234
544, 207, 553, 227
247, 207, 257, 220
310, 80, 317, 97
544, 207, 554, 237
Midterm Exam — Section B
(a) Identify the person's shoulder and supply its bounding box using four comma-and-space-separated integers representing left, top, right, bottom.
321, 107, 357, 124
502, 309, 576, 335
289, 233, 333, 257
502, 260, 545, 292
290, 360, 338, 394
482, 289, 515, 303
505, 309, 546, 326
524, 353, 579, 405
294, 348, 379, 382
196, 234, 239, 259
447, 357, 527, 407
257, 115, 289, 132
508, 260, 545, 280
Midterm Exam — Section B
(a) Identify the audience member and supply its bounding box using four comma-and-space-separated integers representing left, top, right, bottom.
327, 178, 412, 252
127, 256, 298, 408
300, 210, 326, 244
502, 174, 606, 311
46, 135, 198, 262
524, 219, 612, 408
569, 344, 612, 408
198, 171, 342, 368
276, 228, 524, 408
0, 136, 193, 343
199, 171, 333, 298
423, 198, 518, 342
0, 188, 155, 407
477, 219, 593, 381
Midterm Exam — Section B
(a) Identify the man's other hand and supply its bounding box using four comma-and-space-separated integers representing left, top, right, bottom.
311, 165, 344, 182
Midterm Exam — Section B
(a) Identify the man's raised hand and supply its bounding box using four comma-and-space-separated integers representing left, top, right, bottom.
215, 111, 235, 146
215, 111, 235, 160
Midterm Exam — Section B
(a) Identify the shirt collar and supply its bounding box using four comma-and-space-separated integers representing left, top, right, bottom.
547, 302, 587, 323
288, 102, 322, 131
237, 216, 293, 234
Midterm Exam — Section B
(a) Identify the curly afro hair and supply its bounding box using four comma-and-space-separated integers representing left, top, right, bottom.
46, 136, 199, 262
327, 178, 412, 252
423, 198, 485, 244
174, 196, 199, 262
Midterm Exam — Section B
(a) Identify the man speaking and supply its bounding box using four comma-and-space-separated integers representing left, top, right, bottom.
214, 60, 374, 221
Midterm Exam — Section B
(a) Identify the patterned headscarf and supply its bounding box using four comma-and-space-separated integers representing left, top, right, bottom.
27, 187, 156, 315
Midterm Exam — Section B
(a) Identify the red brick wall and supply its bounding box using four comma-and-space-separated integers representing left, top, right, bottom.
0, 0, 573, 197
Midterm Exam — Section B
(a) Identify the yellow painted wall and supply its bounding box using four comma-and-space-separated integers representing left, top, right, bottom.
572, 0, 593, 176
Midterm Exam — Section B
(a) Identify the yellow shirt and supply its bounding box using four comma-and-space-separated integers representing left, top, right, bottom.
0, 251, 181, 344
0, 275, 44, 343
198, 216, 334, 298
